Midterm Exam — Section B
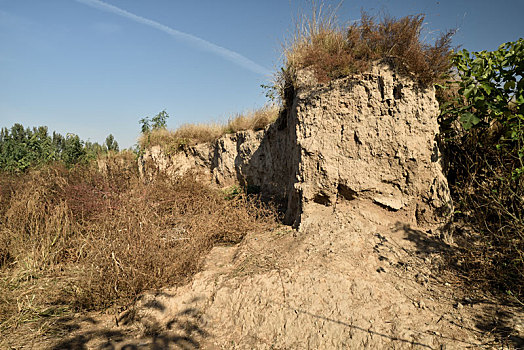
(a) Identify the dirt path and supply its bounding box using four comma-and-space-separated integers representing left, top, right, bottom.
43, 200, 523, 349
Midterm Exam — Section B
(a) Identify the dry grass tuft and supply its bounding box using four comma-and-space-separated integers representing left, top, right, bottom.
175, 122, 225, 143
138, 105, 279, 151
439, 126, 524, 299
280, 7, 454, 91
0, 157, 276, 346
225, 106, 280, 133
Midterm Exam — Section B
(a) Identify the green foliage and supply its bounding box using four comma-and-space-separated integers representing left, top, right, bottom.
0, 124, 55, 171
438, 39, 524, 299
260, 83, 279, 103
139, 110, 170, 134
104, 134, 119, 152
139, 117, 151, 134
151, 110, 169, 129
62, 134, 86, 166
440, 39, 524, 175
223, 185, 242, 200
0, 124, 120, 172
85, 141, 106, 159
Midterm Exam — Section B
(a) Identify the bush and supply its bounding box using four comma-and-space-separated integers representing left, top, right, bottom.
0, 160, 276, 344
275, 7, 454, 104
438, 39, 524, 299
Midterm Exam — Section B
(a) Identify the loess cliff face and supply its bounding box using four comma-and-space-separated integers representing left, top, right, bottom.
51, 64, 523, 350
139, 63, 452, 228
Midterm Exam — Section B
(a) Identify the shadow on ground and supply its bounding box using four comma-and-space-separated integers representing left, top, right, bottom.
474, 304, 524, 349
50, 299, 208, 350
395, 222, 524, 349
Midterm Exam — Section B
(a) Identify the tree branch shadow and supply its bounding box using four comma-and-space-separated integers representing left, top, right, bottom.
50, 301, 208, 350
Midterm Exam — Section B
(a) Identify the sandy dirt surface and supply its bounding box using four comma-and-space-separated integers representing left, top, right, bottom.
27, 65, 524, 349
39, 199, 523, 349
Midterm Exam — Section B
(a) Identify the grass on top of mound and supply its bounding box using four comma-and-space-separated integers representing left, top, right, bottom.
138, 105, 279, 151
273, 7, 454, 101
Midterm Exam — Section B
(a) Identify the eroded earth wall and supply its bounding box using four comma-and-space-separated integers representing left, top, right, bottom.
139, 63, 452, 228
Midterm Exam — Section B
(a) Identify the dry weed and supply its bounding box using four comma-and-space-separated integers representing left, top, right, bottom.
440, 128, 524, 299
138, 105, 279, 151
173, 122, 226, 143
0, 157, 276, 345
225, 105, 279, 133
279, 7, 454, 92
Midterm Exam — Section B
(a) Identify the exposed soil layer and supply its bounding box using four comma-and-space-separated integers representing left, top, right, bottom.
24, 65, 524, 349
44, 200, 523, 349
139, 64, 451, 228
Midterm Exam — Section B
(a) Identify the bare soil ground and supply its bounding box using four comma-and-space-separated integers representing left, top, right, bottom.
34, 199, 524, 349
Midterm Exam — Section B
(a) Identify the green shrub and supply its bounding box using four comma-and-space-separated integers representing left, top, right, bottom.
139, 110, 170, 134
438, 39, 524, 299
0, 124, 120, 172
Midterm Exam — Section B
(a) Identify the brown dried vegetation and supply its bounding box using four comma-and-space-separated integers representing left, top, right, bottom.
281, 9, 454, 88
439, 121, 524, 300
0, 154, 276, 343
138, 105, 279, 151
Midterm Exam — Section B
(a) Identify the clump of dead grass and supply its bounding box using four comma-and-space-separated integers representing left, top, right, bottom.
225, 105, 280, 133
279, 7, 454, 94
438, 120, 524, 300
138, 105, 279, 151
0, 155, 276, 346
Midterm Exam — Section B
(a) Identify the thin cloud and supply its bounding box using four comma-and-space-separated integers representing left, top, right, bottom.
74, 0, 271, 76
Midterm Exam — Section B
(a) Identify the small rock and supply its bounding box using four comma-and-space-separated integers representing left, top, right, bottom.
415, 273, 428, 285
373, 196, 404, 211
454, 302, 463, 309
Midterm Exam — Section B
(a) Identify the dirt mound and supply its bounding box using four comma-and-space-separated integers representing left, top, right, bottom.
47, 201, 522, 349
140, 63, 451, 228
43, 65, 522, 349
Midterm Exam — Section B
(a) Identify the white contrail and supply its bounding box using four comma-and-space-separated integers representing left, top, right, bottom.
74, 0, 271, 76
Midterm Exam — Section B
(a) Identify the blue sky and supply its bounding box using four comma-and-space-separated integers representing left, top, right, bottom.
1, 0, 523, 148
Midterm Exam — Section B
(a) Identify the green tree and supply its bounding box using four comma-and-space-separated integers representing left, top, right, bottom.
151, 110, 169, 130
0, 124, 121, 171
105, 134, 119, 152
139, 110, 170, 134
84, 141, 105, 159
62, 133, 85, 167
139, 117, 151, 134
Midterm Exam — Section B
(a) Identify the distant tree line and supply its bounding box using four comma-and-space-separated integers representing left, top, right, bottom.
0, 123, 119, 172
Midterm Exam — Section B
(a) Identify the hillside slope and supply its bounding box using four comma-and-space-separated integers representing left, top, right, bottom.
45, 64, 523, 349
49, 201, 522, 349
